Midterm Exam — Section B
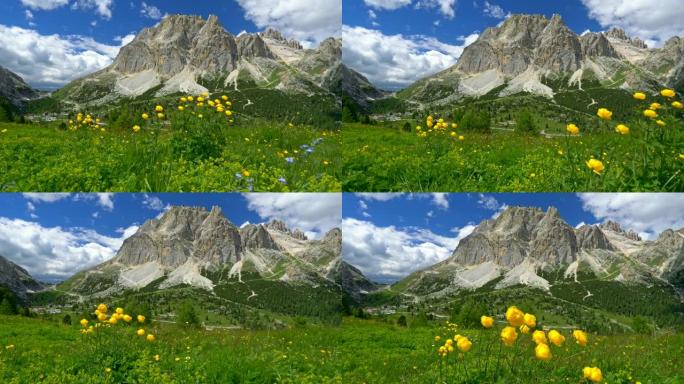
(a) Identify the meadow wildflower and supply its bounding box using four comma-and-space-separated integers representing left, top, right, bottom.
673, 101, 683, 109
457, 337, 472, 353
548, 330, 565, 346
505, 306, 524, 327
644, 109, 658, 118
566, 123, 580, 135
532, 330, 547, 345
661, 89, 676, 98
586, 159, 604, 175
480, 315, 494, 329
615, 124, 630, 135
132, 125, 141, 133
649, 103, 662, 110
596, 108, 612, 120
147, 334, 156, 342
137, 315, 145, 324
500, 326, 518, 346
583, 366, 603, 382
656, 120, 666, 127
142, 113, 149, 120
137, 329, 145, 336
573, 330, 588, 347
633, 92, 646, 100
523, 313, 536, 328
80, 319, 89, 327
535, 343, 552, 361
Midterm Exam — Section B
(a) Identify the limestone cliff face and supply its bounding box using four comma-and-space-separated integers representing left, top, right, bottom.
0, 255, 43, 298
0, 65, 38, 107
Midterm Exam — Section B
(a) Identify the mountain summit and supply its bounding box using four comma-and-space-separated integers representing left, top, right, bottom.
56, 14, 342, 103
399, 13, 683, 102
61, 206, 370, 298
396, 206, 684, 295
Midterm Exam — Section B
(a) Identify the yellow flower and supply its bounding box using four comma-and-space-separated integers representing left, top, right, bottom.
97, 303, 108, 313
566, 123, 579, 135
679, 154, 684, 160
115, 307, 124, 315
672, 101, 683, 109
633, 92, 646, 100
105, 368, 111, 373
132, 125, 141, 133
451, 123, 457, 129
586, 159, 604, 175
615, 124, 629, 135
505, 306, 524, 327
661, 89, 676, 98
222, 95, 229, 101
137, 315, 145, 324
142, 113, 149, 120
97, 313, 107, 322
480, 315, 494, 329
572, 330, 588, 347
500, 326, 518, 346
157, 113, 165, 119
434, 335, 441, 342
583, 367, 603, 382
548, 330, 565, 346
643, 109, 658, 118
458, 135, 465, 141
197, 97, 205, 102
656, 120, 666, 127
180, 97, 187, 103
457, 337, 472, 353
187, 96, 194, 102
154, 354, 160, 361
532, 330, 547, 345
225, 110, 233, 116
535, 343, 552, 361
178, 106, 185, 111
445, 338, 453, 346
137, 328, 145, 336
146, 334, 156, 342
523, 313, 536, 328
520, 325, 530, 334
596, 108, 612, 120
649, 102, 661, 110
155, 105, 164, 113
108, 316, 118, 325
80, 319, 89, 327
438, 346, 447, 357
123, 314, 132, 323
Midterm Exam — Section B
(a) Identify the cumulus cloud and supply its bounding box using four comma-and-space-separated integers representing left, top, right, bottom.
71, 0, 113, 19
355, 193, 404, 201
483, 1, 506, 19
578, 193, 684, 239
20, 0, 68, 10
342, 25, 478, 89
22, 193, 70, 203
236, 0, 341, 46
0, 25, 131, 89
356, 193, 449, 209
141, 194, 167, 211
581, 0, 684, 46
364, 0, 412, 10
342, 218, 468, 282
73, 193, 115, 211
140, 1, 165, 20
244, 193, 341, 238
430, 193, 449, 209
415, 0, 457, 19
0, 217, 135, 281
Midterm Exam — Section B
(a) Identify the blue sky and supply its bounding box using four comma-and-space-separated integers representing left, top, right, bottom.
343, 0, 684, 89
1, 0, 340, 89
342, 193, 684, 282
0, 193, 341, 282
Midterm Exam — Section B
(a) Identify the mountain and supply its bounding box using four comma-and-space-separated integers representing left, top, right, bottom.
0, 65, 38, 108
394, 206, 684, 297
397, 14, 683, 103
60, 206, 368, 300
53, 15, 341, 105
332, 64, 385, 109
0, 255, 43, 298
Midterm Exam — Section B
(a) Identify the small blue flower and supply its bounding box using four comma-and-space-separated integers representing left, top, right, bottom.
278, 177, 287, 184
235, 173, 243, 180
300, 144, 309, 150
285, 157, 295, 164
305, 148, 314, 154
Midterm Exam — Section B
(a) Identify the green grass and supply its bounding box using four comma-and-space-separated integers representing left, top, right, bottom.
1, 315, 682, 383
0, 116, 340, 192
342, 113, 683, 192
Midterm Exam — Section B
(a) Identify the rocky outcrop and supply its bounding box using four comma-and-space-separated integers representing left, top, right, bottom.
605, 28, 647, 49
575, 225, 614, 250
0, 255, 43, 298
240, 224, 280, 250
236, 34, 275, 59
600, 220, 642, 241
0, 66, 38, 107
580, 32, 620, 58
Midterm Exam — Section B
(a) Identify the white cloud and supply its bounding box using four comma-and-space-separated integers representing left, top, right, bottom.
356, 192, 404, 201
578, 193, 684, 239
141, 194, 167, 211
581, 0, 684, 46
71, 0, 113, 19
342, 218, 467, 281
244, 193, 341, 238
415, 0, 457, 19
0, 217, 135, 281
364, 0, 412, 10
368, 9, 377, 19
20, 0, 68, 10
26, 202, 35, 212
22, 193, 71, 203
430, 193, 449, 209
0, 25, 132, 89
236, 0, 341, 46
343, 25, 477, 89
114, 33, 136, 46
140, 1, 164, 20
359, 200, 369, 210
477, 193, 500, 210
483, 1, 506, 19
73, 193, 114, 211
25, 10, 34, 20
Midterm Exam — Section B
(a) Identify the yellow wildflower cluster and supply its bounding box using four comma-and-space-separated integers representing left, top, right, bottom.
68, 112, 102, 132
80, 303, 155, 342
417, 115, 464, 141
134, 92, 236, 133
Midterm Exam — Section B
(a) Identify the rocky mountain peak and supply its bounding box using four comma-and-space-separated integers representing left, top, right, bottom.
580, 32, 620, 58
240, 224, 281, 250
599, 220, 642, 241
575, 225, 615, 250
266, 219, 289, 232
260, 28, 303, 49
236, 33, 275, 59
605, 27, 647, 48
